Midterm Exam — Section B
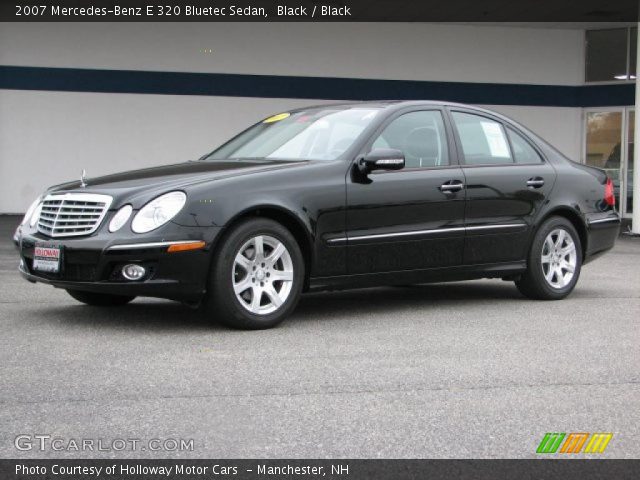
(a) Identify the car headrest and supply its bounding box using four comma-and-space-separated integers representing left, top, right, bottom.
404, 127, 439, 160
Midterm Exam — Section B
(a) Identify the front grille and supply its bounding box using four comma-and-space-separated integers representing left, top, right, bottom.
37, 193, 113, 238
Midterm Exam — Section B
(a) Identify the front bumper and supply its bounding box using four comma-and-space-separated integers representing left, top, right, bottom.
15, 223, 222, 302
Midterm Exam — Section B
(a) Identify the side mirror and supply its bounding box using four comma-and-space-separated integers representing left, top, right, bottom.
358, 148, 405, 174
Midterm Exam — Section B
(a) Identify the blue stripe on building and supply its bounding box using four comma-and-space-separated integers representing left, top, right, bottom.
0, 65, 634, 107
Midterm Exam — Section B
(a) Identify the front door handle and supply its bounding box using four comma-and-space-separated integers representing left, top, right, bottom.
526, 177, 545, 188
440, 180, 464, 193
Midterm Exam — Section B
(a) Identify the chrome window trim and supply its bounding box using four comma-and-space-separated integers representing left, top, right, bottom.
37, 193, 113, 238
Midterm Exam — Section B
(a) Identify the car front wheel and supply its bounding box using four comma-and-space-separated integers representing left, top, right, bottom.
66, 289, 136, 306
515, 216, 582, 300
205, 218, 304, 329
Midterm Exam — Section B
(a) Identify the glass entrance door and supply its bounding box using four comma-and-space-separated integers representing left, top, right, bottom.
585, 110, 623, 209
585, 108, 634, 216
625, 109, 634, 215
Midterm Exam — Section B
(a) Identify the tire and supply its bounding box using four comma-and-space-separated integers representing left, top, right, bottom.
515, 216, 582, 300
205, 218, 304, 329
66, 289, 135, 306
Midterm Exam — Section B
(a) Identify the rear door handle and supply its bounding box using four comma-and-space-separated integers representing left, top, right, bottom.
526, 177, 545, 188
440, 180, 464, 193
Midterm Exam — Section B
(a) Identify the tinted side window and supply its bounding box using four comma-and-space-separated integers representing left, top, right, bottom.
371, 111, 449, 168
452, 112, 513, 165
507, 127, 543, 164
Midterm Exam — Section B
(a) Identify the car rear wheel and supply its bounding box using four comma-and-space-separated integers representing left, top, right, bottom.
66, 289, 136, 306
205, 218, 304, 329
515, 216, 582, 300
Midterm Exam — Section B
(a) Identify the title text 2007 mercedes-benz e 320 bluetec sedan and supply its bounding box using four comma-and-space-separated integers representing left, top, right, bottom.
14, 101, 620, 329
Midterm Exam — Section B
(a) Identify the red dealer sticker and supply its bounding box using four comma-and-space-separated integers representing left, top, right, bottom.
33, 244, 62, 273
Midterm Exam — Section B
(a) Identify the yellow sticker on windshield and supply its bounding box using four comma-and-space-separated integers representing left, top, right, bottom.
263, 112, 290, 123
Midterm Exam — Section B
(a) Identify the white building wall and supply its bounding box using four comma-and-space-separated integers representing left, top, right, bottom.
0, 23, 585, 212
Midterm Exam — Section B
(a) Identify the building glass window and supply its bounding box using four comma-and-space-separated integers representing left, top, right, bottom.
630, 28, 637, 80
585, 28, 637, 82
586, 29, 629, 82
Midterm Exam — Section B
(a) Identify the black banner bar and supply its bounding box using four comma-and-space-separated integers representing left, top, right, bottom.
1, 459, 640, 480
1, 0, 639, 22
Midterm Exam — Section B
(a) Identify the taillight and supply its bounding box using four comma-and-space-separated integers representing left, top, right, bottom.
604, 177, 615, 207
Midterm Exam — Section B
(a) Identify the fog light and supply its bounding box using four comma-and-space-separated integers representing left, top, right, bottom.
122, 264, 146, 281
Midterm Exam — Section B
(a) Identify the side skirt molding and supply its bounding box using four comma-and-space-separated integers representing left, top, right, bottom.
308, 261, 527, 292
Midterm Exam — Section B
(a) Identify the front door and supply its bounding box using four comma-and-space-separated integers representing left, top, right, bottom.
345, 109, 466, 274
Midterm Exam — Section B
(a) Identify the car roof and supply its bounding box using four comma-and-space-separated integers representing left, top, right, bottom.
291, 100, 524, 128
291, 100, 503, 116
283, 100, 537, 137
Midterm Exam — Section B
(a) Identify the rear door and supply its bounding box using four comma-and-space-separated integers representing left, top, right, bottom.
448, 109, 557, 264
345, 108, 466, 274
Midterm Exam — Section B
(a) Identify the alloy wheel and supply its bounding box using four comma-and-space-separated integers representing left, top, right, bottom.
232, 235, 294, 315
541, 228, 577, 289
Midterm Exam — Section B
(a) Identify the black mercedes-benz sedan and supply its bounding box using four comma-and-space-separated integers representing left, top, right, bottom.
14, 101, 620, 329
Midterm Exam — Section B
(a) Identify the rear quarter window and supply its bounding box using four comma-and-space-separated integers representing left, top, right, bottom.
507, 127, 543, 164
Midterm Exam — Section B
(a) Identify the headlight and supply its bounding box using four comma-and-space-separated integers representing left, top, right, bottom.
131, 191, 186, 234
22, 197, 41, 226
109, 204, 133, 233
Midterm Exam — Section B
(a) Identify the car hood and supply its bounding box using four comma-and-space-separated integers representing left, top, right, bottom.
48, 159, 304, 206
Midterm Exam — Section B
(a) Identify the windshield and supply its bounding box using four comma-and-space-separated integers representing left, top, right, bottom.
203, 107, 380, 161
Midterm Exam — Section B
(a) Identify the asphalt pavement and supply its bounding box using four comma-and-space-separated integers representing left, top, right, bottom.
0, 215, 638, 458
